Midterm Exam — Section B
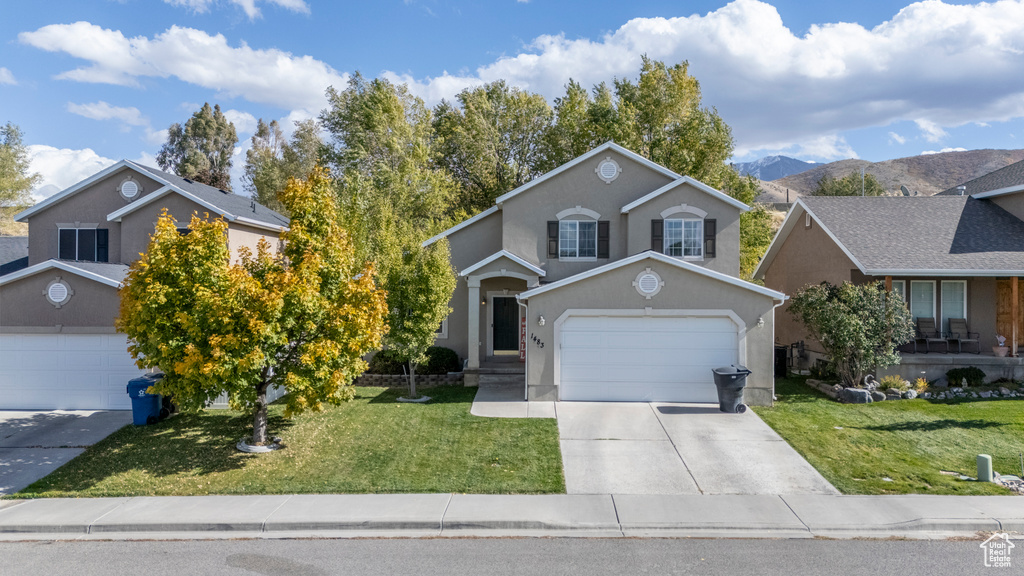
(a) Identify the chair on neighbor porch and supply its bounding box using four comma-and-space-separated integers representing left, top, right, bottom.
947, 318, 981, 354
915, 317, 949, 354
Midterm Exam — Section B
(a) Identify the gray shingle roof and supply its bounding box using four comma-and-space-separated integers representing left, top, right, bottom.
56, 260, 131, 284
129, 162, 289, 228
0, 236, 28, 267
937, 158, 1024, 196
801, 196, 1024, 273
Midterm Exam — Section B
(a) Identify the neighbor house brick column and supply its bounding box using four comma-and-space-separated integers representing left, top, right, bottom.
467, 276, 481, 369
885, 276, 892, 292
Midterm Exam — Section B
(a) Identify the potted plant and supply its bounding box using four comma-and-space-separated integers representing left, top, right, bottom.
994, 334, 1009, 357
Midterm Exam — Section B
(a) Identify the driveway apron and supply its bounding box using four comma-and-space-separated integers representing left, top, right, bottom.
0, 410, 132, 495
556, 402, 838, 496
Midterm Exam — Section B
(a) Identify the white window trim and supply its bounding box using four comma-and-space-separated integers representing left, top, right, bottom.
57, 226, 100, 262
890, 280, 906, 300
940, 280, 967, 331
555, 206, 601, 220
909, 280, 936, 321
558, 219, 598, 262
435, 318, 449, 340
663, 218, 704, 261
660, 204, 707, 219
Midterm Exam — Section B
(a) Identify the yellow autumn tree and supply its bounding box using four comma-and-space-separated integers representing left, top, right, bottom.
117, 167, 388, 444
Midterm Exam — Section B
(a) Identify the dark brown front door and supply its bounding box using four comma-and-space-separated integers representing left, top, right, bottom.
493, 296, 519, 352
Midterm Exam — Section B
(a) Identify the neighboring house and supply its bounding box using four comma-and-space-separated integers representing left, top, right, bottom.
426, 142, 786, 405
0, 236, 28, 276
0, 160, 289, 410
754, 194, 1024, 375
935, 157, 1024, 196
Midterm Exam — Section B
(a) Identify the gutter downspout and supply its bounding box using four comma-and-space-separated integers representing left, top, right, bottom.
517, 296, 529, 401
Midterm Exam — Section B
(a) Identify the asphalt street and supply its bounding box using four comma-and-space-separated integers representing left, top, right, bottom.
0, 537, 998, 576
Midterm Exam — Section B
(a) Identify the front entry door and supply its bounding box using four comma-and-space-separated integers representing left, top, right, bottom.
492, 296, 519, 354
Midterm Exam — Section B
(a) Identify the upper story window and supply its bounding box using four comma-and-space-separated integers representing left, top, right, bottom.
664, 219, 703, 259
559, 220, 597, 260
58, 227, 109, 262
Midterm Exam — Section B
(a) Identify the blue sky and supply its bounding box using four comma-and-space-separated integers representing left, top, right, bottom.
3, 0, 1024, 197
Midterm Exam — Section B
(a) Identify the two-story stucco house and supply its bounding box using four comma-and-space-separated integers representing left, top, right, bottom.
0, 160, 289, 410
426, 142, 786, 405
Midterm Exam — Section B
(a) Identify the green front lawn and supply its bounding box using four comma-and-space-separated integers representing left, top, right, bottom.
754, 377, 1022, 495
14, 386, 564, 498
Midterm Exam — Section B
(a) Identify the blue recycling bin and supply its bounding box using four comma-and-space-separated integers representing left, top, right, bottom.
127, 376, 162, 426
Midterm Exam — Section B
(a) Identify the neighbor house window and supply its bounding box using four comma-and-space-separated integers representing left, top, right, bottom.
559, 220, 597, 259
940, 280, 966, 333
909, 280, 935, 322
890, 280, 906, 300
58, 228, 108, 262
435, 318, 448, 339
664, 219, 703, 258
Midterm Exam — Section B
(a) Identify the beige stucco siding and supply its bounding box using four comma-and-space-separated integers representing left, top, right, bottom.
25, 168, 163, 266
762, 214, 858, 352
227, 222, 282, 262
992, 193, 1024, 222
522, 262, 778, 405
500, 150, 675, 282
0, 271, 120, 329
118, 193, 211, 263
625, 182, 742, 276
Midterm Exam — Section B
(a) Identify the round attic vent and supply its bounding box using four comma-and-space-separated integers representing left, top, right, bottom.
45, 279, 73, 307
595, 157, 621, 184
119, 177, 142, 200
633, 269, 664, 299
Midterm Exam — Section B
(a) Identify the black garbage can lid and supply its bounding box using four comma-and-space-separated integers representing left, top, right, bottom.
712, 364, 751, 375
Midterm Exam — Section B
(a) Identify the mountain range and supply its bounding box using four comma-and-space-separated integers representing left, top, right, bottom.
733, 156, 817, 181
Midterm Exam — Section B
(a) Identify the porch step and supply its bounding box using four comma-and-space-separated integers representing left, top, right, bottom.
478, 373, 525, 386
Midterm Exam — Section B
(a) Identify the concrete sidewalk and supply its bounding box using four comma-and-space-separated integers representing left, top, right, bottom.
0, 493, 1021, 541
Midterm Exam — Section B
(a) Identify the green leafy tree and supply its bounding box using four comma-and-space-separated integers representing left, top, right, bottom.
0, 122, 40, 230
157, 103, 238, 190
243, 118, 323, 215
537, 79, 601, 172
380, 241, 457, 398
117, 168, 389, 444
432, 81, 552, 212
812, 172, 886, 196
788, 281, 914, 388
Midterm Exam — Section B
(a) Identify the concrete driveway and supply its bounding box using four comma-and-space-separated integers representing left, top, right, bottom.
0, 410, 132, 495
556, 402, 839, 495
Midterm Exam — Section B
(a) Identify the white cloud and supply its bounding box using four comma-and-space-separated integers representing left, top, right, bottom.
164, 0, 310, 20
921, 147, 968, 155
915, 119, 948, 143
26, 145, 117, 200
223, 109, 258, 134
0, 67, 15, 85
888, 131, 906, 145
734, 134, 857, 162
67, 101, 148, 127
19, 1, 1024, 155
20, 22, 345, 112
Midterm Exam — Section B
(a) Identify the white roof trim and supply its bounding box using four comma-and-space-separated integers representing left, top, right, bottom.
518, 251, 786, 301
863, 269, 1024, 277
973, 183, 1024, 199
0, 259, 122, 288
422, 206, 499, 247
495, 142, 681, 205
15, 160, 133, 221
234, 216, 289, 233
621, 177, 750, 214
752, 199, 867, 280
460, 250, 546, 277
107, 184, 236, 224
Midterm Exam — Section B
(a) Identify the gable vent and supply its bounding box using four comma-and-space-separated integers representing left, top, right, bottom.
48, 283, 68, 303
595, 157, 621, 184
637, 274, 659, 293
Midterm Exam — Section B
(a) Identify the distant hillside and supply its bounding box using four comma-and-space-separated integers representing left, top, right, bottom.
756, 149, 1024, 202
734, 155, 817, 181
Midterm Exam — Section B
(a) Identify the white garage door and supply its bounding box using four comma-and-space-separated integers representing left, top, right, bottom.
559, 315, 739, 402
0, 333, 146, 410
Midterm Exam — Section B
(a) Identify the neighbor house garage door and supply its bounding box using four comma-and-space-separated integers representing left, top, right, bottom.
559, 315, 738, 402
0, 333, 146, 410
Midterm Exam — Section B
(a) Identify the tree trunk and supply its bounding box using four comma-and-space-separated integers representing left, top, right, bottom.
252, 381, 269, 444
409, 362, 417, 399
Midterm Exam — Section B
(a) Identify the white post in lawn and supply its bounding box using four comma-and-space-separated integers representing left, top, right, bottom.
467, 277, 481, 370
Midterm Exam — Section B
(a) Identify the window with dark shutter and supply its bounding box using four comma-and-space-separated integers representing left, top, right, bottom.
58, 229, 76, 260
651, 219, 663, 253
77, 229, 96, 261
547, 221, 558, 258
97, 229, 109, 262
704, 219, 716, 258
597, 221, 609, 258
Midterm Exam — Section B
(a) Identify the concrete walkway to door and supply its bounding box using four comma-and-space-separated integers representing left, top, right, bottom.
471, 386, 838, 496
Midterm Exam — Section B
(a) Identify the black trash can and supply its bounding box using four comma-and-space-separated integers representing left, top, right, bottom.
711, 365, 752, 414
774, 346, 788, 378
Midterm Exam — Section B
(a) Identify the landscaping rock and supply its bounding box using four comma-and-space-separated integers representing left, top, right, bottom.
980, 391, 992, 399
921, 392, 932, 399
999, 387, 1012, 396
884, 388, 902, 397
870, 390, 886, 402
841, 387, 872, 404
902, 390, 918, 400
933, 377, 948, 388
